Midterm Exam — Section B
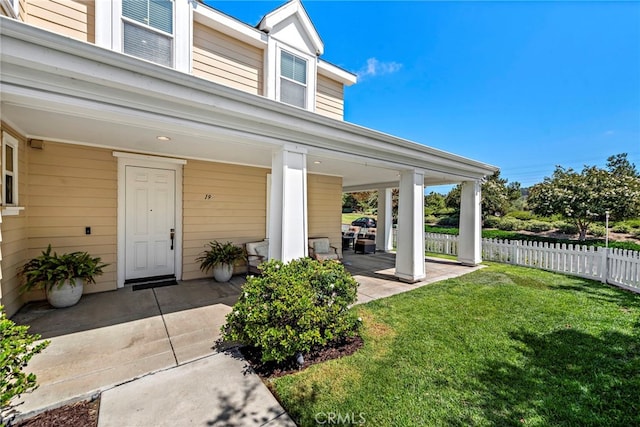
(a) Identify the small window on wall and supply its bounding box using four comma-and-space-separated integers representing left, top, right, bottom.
280, 50, 307, 108
122, 0, 174, 67
2, 132, 18, 207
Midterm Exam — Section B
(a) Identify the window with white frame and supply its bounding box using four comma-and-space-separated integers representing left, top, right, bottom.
122, 0, 174, 67
2, 132, 18, 207
280, 50, 307, 108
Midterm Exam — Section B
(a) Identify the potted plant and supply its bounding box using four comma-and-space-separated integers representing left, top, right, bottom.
19, 245, 108, 308
196, 241, 246, 282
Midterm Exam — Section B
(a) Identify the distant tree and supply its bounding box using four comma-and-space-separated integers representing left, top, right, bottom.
528, 154, 640, 240
342, 193, 358, 212
424, 192, 446, 214
445, 172, 521, 218
343, 190, 398, 219
606, 153, 639, 177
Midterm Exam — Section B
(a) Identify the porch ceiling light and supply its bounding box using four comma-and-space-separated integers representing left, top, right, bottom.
313, 160, 321, 164
156, 136, 171, 141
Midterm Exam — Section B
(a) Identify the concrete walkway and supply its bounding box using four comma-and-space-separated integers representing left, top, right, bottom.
8, 253, 480, 426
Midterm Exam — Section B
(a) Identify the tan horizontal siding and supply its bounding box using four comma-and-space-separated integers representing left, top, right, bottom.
25, 141, 117, 297
1, 218, 29, 317
183, 160, 269, 280
19, 0, 25, 20
192, 22, 263, 96
316, 74, 344, 120
307, 174, 343, 255
0, 126, 28, 317
24, 0, 95, 43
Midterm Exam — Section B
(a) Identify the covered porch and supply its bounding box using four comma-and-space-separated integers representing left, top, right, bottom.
0, 18, 496, 317
9, 252, 481, 418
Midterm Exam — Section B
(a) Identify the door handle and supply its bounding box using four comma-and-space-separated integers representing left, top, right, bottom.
170, 228, 175, 250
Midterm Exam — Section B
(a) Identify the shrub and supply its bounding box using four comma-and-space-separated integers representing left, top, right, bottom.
483, 216, 501, 228
589, 224, 606, 238
1, 306, 49, 410
496, 217, 524, 231
506, 210, 535, 220
424, 214, 438, 224
437, 215, 459, 227
612, 224, 631, 234
523, 220, 553, 233
554, 222, 579, 235
221, 259, 360, 363
625, 219, 640, 229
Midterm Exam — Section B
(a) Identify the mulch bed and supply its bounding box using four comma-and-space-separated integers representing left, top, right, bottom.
13, 398, 99, 427
240, 335, 364, 379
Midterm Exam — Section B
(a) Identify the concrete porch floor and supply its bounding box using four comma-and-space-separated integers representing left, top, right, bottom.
8, 252, 480, 424
344, 251, 483, 304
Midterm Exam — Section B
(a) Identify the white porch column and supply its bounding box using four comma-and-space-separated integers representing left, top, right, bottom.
268, 146, 308, 262
376, 187, 394, 252
395, 170, 426, 283
458, 180, 482, 266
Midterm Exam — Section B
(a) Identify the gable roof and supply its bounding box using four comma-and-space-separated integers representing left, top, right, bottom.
258, 0, 324, 56
194, 1, 354, 85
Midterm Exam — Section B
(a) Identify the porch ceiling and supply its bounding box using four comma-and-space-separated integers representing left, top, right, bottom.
0, 17, 498, 190
1, 101, 415, 189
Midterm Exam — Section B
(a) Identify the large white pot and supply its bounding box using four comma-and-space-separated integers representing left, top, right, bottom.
47, 278, 84, 308
213, 263, 233, 282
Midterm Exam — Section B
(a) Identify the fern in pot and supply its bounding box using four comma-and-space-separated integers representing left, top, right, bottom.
196, 241, 246, 282
19, 245, 108, 308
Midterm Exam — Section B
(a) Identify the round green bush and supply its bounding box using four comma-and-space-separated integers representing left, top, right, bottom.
483, 216, 501, 228
612, 224, 631, 234
424, 214, 438, 224
555, 222, 579, 235
496, 217, 524, 231
524, 220, 553, 233
589, 224, 606, 237
222, 258, 360, 363
506, 210, 535, 220
437, 215, 459, 227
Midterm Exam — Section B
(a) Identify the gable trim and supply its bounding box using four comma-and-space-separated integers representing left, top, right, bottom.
258, 0, 323, 56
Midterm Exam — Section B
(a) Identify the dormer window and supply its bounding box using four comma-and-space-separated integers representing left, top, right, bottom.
122, 0, 174, 67
280, 51, 307, 108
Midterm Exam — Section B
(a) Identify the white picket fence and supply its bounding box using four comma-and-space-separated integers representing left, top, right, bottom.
424, 232, 640, 293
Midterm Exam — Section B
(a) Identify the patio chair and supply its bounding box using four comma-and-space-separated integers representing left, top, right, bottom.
245, 239, 269, 274
308, 237, 341, 261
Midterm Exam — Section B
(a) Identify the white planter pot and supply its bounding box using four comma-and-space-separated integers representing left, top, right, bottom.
47, 278, 84, 308
213, 263, 233, 282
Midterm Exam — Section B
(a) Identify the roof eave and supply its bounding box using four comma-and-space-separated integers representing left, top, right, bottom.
0, 17, 498, 179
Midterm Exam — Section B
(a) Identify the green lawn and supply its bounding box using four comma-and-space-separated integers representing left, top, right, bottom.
342, 213, 376, 225
269, 264, 640, 426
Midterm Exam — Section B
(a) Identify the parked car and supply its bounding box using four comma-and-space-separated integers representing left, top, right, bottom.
351, 217, 377, 228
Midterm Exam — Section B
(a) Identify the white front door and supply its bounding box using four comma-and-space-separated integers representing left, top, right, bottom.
125, 166, 176, 280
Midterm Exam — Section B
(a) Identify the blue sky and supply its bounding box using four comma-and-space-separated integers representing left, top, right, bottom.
206, 1, 640, 192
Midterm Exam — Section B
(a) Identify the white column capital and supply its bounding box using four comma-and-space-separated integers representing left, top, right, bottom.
276, 144, 308, 155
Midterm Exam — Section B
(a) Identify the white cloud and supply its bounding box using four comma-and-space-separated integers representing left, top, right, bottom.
356, 57, 403, 79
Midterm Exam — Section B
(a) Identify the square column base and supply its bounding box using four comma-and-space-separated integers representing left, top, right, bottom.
395, 271, 426, 283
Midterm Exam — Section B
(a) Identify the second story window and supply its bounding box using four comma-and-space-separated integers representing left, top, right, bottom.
122, 0, 174, 67
280, 51, 307, 108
